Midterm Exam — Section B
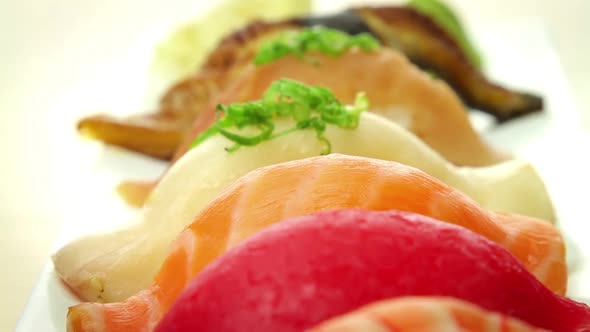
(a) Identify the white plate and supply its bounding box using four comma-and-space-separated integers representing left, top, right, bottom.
15, 11, 590, 332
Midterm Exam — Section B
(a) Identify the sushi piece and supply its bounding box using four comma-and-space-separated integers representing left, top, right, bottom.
153, 210, 585, 332
172, 46, 507, 167
295, 7, 543, 121
309, 297, 548, 331
54, 116, 555, 304
64, 155, 566, 331
350, 7, 543, 121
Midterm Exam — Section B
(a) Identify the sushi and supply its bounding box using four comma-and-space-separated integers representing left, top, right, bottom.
174, 43, 507, 167
65, 155, 566, 331
154, 210, 585, 332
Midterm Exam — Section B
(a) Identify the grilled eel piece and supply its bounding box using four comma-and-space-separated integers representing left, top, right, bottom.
350, 7, 543, 120
78, 7, 543, 161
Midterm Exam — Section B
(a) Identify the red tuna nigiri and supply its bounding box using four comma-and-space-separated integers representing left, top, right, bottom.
156, 209, 590, 332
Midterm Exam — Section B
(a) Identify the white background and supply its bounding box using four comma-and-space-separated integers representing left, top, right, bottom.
1, 0, 589, 330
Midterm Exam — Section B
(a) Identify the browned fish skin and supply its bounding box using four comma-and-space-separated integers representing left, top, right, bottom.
352, 7, 543, 122
77, 112, 189, 160
199, 20, 298, 72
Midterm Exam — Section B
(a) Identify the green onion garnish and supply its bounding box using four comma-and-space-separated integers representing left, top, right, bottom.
253, 26, 380, 65
190, 79, 369, 154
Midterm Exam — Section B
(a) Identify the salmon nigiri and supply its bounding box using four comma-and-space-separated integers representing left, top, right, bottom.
55, 81, 554, 305
156, 210, 585, 331
310, 297, 549, 332
66, 155, 566, 332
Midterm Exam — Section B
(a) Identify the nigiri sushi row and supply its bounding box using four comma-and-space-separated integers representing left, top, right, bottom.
64, 154, 587, 331
78, 4, 544, 162
54, 80, 554, 305
61, 154, 586, 331
55, 30, 577, 331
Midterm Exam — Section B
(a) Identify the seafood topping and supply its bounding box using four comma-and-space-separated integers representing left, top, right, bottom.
155, 209, 587, 332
